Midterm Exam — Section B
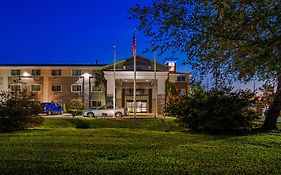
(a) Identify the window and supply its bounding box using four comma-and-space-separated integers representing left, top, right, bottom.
124, 89, 149, 96
168, 62, 176, 72
179, 88, 186, 96
52, 85, 62, 92
31, 69, 41, 76
52, 69, 61, 76
11, 69, 21, 76
91, 84, 102, 92
72, 69, 82, 76
71, 84, 82, 92
10, 84, 21, 92
91, 100, 102, 108
31, 84, 41, 92
177, 76, 186, 82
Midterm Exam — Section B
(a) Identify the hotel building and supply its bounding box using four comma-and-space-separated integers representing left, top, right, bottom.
0, 56, 190, 114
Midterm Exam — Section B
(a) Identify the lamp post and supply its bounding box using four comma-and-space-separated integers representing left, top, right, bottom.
113, 45, 116, 118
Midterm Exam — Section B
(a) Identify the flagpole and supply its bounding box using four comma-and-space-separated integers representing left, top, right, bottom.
133, 31, 137, 119
113, 45, 116, 118
154, 50, 157, 118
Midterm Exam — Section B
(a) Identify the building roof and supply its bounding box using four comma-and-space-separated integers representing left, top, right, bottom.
106, 55, 169, 71
0, 63, 108, 67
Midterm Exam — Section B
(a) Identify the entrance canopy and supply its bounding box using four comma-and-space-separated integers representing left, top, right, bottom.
104, 71, 168, 95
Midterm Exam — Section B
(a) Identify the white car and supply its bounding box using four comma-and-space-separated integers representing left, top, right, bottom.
83, 105, 128, 118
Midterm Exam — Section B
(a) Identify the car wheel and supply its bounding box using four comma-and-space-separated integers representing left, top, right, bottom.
87, 112, 95, 117
47, 110, 51, 115
115, 112, 123, 118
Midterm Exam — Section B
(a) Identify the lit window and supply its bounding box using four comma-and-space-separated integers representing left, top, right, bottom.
71, 84, 82, 92
11, 69, 21, 76
52, 85, 62, 92
31, 84, 41, 92
180, 88, 186, 96
177, 76, 186, 82
91, 84, 102, 92
72, 70, 82, 76
168, 62, 175, 72
10, 84, 21, 92
52, 70, 61, 76
31, 70, 41, 76
91, 100, 102, 108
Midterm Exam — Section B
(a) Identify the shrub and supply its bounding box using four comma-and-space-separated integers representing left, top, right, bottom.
69, 99, 83, 117
75, 120, 91, 129
0, 90, 42, 131
165, 89, 258, 131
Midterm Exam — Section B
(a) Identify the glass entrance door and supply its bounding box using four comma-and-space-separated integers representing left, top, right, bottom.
126, 100, 147, 113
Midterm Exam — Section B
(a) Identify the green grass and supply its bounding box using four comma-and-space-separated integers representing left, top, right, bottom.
0, 118, 281, 175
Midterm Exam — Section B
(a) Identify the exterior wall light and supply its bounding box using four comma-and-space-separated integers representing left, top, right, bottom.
22, 72, 31, 77
81, 73, 92, 78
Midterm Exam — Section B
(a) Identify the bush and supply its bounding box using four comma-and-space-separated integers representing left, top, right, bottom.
75, 120, 91, 129
69, 99, 83, 117
0, 90, 42, 131
165, 89, 258, 131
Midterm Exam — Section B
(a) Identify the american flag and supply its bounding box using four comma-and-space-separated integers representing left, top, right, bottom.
132, 31, 136, 57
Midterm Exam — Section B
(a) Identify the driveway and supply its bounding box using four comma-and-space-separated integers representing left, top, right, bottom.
40, 113, 163, 119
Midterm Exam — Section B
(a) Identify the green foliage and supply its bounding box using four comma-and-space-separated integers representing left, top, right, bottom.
0, 89, 43, 131
130, 0, 281, 130
258, 83, 275, 108
130, 0, 281, 82
165, 81, 179, 104
69, 99, 83, 117
0, 118, 280, 174
165, 89, 258, 131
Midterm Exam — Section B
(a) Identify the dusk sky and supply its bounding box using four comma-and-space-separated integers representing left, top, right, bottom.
0, 0, 189, 73
0, 0, 262, 89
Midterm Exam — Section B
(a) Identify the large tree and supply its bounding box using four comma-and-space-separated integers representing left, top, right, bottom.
130, 0, 281, 130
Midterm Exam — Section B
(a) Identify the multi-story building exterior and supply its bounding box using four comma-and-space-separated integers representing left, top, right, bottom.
0, 56, 190, 114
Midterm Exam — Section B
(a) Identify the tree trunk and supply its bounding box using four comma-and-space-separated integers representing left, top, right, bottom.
261, 75, 281, 131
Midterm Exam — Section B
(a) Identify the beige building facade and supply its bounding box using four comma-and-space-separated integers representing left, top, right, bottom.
0, 56, 190, 114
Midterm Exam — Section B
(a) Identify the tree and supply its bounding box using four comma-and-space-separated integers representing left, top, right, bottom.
130, 0, 281, 130
165, 81, 179, 104
69, 99, 83, 117
258, 83, 275, 110
0, 89, 42, 131
93, 70, 107, 100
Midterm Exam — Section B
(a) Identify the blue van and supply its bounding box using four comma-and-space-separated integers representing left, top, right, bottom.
41, 102, 63, 115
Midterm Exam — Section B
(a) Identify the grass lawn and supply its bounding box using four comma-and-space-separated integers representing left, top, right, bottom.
0, 118, 281, 175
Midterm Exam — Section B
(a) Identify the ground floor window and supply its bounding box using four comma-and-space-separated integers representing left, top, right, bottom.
10, 84, 21, 92
91, 100, 102, 108
54, 100, 64, 107
126, 100, 147, 113
179, 88, 186, 96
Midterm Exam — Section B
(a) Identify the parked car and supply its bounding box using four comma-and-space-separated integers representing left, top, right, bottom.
83, 105, 128, 118
41, 102, 63, 115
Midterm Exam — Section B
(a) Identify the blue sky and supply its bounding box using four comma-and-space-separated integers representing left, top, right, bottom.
0, 0, 264, 89
0, 0, 189, 73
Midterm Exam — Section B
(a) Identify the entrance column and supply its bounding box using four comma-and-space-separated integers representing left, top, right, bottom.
106, 78, 114, 106
157, 78, 166, 114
